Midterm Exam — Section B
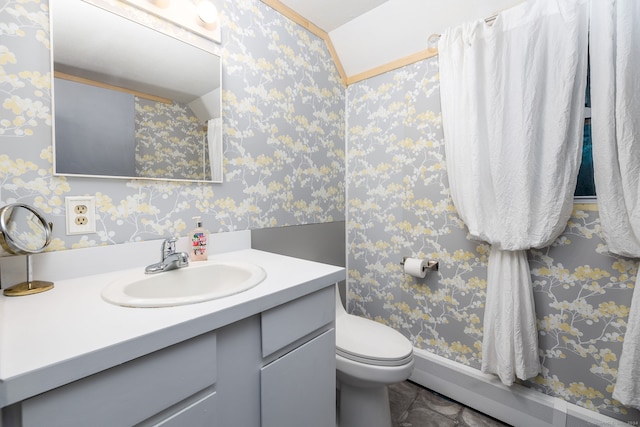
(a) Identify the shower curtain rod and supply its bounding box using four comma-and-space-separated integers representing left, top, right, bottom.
352, 9, 504, 85
427, 13, 498, 49
485, 14, 499, 24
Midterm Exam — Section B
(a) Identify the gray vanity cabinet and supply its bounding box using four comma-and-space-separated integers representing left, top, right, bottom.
17, 330, 218, 427
260, 285, 336, 427
215, 285, 336, 427
2, 284, 336, 427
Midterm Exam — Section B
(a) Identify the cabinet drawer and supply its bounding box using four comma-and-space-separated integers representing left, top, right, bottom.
21, 331, 217, 427
261, 285, 334, 357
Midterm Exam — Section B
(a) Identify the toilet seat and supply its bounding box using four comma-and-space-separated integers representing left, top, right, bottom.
336, 313, 413, 367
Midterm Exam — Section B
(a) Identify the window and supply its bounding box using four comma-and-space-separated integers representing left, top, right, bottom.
575, 66, 596, 198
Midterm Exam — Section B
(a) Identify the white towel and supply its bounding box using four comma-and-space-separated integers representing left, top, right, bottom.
207, 118, 223, 182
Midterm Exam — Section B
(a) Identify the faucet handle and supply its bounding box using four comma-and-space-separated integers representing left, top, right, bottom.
161, 238, 177, 259
177, 252, 189, 267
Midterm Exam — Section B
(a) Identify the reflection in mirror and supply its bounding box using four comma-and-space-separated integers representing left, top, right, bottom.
0, 204, 54, 297
51, 0, 223, 183
0, 204, 52, 255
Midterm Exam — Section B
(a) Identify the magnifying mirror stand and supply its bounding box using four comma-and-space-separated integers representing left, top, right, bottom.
3, 255, 54, 297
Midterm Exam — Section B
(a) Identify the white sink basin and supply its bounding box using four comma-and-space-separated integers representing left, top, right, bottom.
101, 261, 266, 307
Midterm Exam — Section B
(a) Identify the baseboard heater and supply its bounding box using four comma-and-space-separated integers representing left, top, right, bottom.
410, 348, 629, 427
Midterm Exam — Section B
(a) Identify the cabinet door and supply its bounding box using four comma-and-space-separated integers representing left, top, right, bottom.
142, 390, 217, 427
260, 329, 335, 427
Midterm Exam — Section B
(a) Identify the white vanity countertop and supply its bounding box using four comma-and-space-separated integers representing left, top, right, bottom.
0, 249, 345, 407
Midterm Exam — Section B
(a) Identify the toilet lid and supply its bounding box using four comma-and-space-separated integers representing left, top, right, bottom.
336, 313, 413, 367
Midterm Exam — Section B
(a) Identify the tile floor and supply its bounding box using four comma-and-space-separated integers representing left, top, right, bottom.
388, 381, 511, 427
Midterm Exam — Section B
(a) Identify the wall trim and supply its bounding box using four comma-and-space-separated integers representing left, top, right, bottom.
410, 348, 629, 427
574, 202, 598, 212
345, 49, 438, 86
260, 0, 348, 85
260, 0, 438, 86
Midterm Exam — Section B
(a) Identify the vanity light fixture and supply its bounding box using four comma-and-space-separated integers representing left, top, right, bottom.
123, 0, 222, 43
151, 0, 170, 8
197, 0, 218, 30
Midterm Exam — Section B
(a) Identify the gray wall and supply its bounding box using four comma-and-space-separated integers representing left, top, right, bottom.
252, 222, 346, 303
55, 78, 136, 177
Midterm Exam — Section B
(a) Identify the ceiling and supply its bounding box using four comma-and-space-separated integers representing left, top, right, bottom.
52, 0, 221, 104
277, 0, 524, 80
279, 0, 390, 32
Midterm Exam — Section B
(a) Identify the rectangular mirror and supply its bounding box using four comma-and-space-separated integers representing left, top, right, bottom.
51, 0, 223, 183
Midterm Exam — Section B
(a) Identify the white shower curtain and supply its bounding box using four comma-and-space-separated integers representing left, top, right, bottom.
590, 0, 640, 409
207, 118, 223, 182
439, 0, 589, 385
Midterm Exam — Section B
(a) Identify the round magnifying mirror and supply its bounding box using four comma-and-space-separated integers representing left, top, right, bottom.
0, 203, 54, 296
0, 203, 52, 254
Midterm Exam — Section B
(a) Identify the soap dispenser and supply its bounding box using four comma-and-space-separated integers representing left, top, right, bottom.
190, 216, 209, 261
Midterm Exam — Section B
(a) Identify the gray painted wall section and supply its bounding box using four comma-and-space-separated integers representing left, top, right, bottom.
251, 222, 346, 303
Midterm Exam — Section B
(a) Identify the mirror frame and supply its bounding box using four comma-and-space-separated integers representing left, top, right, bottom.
50, 0, 223, 184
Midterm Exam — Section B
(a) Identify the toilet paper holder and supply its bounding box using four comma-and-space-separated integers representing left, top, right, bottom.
400, 257, 439, 272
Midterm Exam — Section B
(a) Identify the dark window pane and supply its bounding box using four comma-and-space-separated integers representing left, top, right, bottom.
575, 64, 595, 198
575, 123, 596, 197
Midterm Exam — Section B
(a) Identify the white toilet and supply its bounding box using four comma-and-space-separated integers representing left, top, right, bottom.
335, 286, 415, 427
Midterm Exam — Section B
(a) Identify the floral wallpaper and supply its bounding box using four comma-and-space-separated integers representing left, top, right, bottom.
5, 0, 640, 423
346, 57, 640, 423
0, 0, 345, 250
134, 97, 210, 181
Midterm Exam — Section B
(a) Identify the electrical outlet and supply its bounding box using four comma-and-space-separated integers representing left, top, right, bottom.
66, 196, 96, 235
74, 204, 87, 215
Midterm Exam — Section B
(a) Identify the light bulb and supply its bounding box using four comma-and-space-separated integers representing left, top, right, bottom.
151, 0, 170, 8
197, 0, 218, 30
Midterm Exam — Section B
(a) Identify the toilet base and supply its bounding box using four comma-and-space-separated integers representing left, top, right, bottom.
338, 381, 391, 427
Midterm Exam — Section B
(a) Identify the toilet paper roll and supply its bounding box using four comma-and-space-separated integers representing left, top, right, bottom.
404, 257, 427, 278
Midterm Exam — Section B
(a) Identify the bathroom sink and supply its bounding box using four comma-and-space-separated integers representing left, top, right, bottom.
101, 261, 267, 307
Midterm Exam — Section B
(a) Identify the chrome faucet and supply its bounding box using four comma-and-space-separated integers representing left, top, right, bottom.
145, 238, 189, 274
